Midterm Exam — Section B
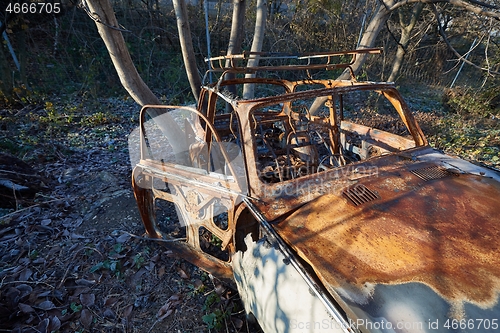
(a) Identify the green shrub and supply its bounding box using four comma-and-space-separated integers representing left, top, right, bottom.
444, 85, 500, 118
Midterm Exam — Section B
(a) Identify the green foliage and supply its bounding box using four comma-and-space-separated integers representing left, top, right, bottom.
70, 302, 83, 313
84, 247, 95, 257
133, 253, 146, 269
424, 111, 500, 169
89, 259, 123, 278
202, 292, 230, 330
88, 243, 126, 277
80, 111, 119, 126
202, 308, 230, 330
186, 281, 206, 297
202, 292, 220, 312
210, 234, 223, 248
0, 4, 191, 103
28, 249, 39, 260
111, 243, 124, 255
444, 86, 500, 118
39, 102, 60, 124
0, 137, 29, 156
430, 84, 499, 169
0, 84, 32, 108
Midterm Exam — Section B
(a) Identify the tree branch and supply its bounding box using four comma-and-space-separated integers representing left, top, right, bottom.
390, 0, 500, 20
385, 20, 404, 50
79, 0, 132, 32
431, 4, 500, 75
483, 18, 493, 79
466, 0, 500, 10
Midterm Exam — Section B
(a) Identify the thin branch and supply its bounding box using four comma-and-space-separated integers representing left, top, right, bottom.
385, 20, 404, 50
389, 0, 500, 20
0, 169, 42, 178
467, 0, 500, 10
483, 18, 493, 78
0, 280, 55, 290
78, 0, 132, 33
432, 4, 500, 75
0, 198, 64, 221
116, 230, 187, 243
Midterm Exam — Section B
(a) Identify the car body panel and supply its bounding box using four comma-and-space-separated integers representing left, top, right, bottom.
130, 50, 500, 332
273, 147, 500, 329
233, 235, 348, 333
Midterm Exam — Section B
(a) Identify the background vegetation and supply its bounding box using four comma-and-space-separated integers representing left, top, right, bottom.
0, 1, 498, 98
0, 1, 498, 332
1, 0, 498, 167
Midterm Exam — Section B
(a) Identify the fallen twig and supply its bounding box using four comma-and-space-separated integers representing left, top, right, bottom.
0, 279, 55, 290
115, 230, 186, 243
0, 198, 64, 221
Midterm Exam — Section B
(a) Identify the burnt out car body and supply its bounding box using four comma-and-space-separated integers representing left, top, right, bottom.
130, 50, 500, 332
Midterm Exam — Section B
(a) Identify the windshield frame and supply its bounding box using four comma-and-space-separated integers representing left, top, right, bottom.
233, 83, 428, 220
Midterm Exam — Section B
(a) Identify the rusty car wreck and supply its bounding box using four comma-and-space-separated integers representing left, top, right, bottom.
130, 49, 500, 332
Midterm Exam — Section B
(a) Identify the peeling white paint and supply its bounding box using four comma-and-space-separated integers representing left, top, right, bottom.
232, 235, 346, 333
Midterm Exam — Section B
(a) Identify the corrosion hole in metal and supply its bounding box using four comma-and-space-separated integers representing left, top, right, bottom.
410, 165, 453, 181
342, 184, 379, 206
154, 198, 187, 239
199, 227, 230, 262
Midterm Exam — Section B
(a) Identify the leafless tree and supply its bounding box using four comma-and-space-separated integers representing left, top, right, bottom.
173, 0, 202, 102
81, 0, 187, 154
387, 3, 425, 82
223, 0, 246, 111
349, 0, 500, 79
80, 0, 159, 106
227, 0, 246, 57
242, 0, 268, 99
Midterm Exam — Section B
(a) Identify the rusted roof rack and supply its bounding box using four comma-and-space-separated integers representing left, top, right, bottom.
203, 48, 382, 85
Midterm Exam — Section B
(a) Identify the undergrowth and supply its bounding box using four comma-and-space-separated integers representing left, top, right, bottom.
0, 94, 137, 162
434, 85, 500, 168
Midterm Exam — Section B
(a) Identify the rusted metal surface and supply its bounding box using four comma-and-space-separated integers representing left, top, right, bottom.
131, 73, 430, 278
273, 156, 500, 317
233, 84, 427, 221
132, 166, 235, 283
204, 48, 382, 84
131, 105, 246, 282
130, 50, 500, 331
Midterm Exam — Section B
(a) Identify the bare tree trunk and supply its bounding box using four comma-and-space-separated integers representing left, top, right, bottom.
227, 0, 246, 57
224, 0, 246, 112
308, 0, 498, 116
82, 0, 160, 106
339, 0, 500, 82
310, 0, 394, 114
173, 0, 202, 102
336, 0, 499, 82
242, 0, 267, 99
83, 0, 187, 154
388, 0, 500, 20
388, 3, 424, 82
338, 0, 395, 80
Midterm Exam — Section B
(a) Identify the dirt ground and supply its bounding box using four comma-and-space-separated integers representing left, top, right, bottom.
0, 99, 259, 333
1, 86, 497, 332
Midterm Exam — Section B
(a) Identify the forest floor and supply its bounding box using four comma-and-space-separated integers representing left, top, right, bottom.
0, 96, 259, 333
0, 85, 498, 332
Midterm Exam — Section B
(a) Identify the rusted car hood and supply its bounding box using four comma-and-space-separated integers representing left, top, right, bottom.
273, 154, 500, 328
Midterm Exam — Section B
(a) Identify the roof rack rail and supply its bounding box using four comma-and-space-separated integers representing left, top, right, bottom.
203, 48, 382, 85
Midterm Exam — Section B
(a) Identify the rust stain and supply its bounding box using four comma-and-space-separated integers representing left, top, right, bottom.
274, 170, 500, 313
